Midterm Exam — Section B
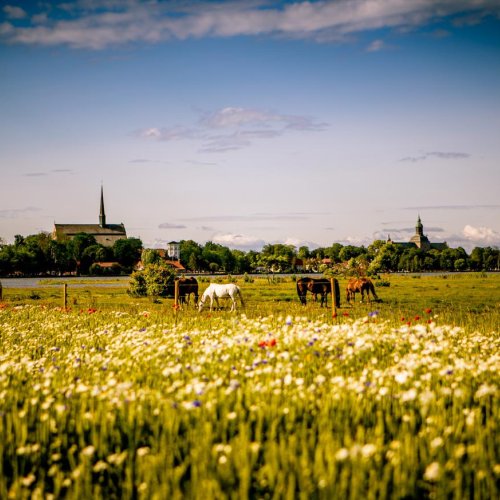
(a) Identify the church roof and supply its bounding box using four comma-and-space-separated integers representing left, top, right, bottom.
54, 223, 126, 237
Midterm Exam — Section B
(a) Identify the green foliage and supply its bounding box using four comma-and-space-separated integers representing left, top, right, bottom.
128, 262, 175, 297
113, 237, 143, 269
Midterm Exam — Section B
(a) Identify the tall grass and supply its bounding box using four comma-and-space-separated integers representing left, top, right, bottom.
0, 274, 498, 498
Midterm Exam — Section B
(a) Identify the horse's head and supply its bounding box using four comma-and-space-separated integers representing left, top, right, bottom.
198, 294, 207, 312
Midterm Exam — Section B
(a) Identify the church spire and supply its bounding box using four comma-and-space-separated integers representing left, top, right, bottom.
416, 214, 423, 236
99, 185, 106, 227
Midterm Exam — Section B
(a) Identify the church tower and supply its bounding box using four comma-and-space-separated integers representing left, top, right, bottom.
409, 215, 431, 250
416, 215, 424, 237
99, 185, 106, 228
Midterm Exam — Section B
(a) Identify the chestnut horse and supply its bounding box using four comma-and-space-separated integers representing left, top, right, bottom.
296, 277, 340, 307
346, 277, 379, 304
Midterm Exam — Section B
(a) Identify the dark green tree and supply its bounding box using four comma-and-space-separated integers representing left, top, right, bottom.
113, 237, 143, 270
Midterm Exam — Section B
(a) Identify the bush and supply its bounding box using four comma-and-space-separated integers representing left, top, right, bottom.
128, 263, 176, 297
243, 272, 254, 283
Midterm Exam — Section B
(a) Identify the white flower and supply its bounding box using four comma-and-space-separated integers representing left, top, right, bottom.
361, 444, 377, 458
424, 462, 441, 482
430, 437, 444, 449
335, 448, 349, 461
81, 446, 95, 457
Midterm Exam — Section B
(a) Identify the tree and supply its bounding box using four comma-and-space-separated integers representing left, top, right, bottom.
180, 240, 203, 270
113, 237, 143, 270
339, 245, 364, 262
368, 243, 400, 273
68, 233, 97, 275
141, 248, 162, 266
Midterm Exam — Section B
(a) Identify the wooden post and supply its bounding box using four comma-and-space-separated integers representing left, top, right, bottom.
174, 279, 179, 316
330, 278, 337, 320
0, 281, 3, 302
63, 283, 67, 309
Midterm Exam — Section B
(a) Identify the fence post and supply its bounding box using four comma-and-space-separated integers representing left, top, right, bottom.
0, 281, 3, 302
63, 283, 67, 309
174, 279, 179, 317
330, 277, 337, 320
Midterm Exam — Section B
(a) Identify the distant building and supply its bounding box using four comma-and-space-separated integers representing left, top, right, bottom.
166, 241, 180, 260
52, 187, 127, 247
387, 216, 447, 251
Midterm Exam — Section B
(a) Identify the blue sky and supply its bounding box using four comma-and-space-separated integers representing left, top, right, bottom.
1, 1, 499, 251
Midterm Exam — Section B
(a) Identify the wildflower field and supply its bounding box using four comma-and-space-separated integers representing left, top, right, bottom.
0, 274, 499, 498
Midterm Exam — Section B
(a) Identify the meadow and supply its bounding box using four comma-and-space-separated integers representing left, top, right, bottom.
0, 274, 499, 498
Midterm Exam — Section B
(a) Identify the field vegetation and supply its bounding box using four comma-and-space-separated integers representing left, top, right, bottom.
0, 273, 498, 498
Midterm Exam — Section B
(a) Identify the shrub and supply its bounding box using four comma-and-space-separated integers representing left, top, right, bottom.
128, 263, 176, 297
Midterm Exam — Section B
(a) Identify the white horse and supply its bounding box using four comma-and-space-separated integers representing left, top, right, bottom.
198, 283, 245, 312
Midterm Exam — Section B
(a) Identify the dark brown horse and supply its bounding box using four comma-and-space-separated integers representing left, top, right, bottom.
166, 277, 199, 306
296, 277, 340, 307
346, 277, 379, 304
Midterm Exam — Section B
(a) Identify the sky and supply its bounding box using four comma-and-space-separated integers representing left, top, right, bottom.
1, 0, 499, 252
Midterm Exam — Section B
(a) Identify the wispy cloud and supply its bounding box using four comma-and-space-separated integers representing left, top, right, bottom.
403, 204, 500, 211
181, 212, 317, 223
158, 222, 187, 229
23, 172, 47, 177
0, 207, 41, 219
400, 151, 471, 162
2, 1, 498, 50
139, 106, 327, 152
366, 39, 390, 52
3, 5, 27, 20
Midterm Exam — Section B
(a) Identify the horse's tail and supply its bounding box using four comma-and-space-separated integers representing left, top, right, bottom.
333, 279, 341, 307
368, 280, 379, 299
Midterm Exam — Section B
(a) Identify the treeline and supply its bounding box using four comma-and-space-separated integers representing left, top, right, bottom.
0, 232, 498, 277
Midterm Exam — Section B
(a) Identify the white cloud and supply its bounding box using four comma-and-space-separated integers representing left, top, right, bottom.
139, 106, 326, 152
212, 232, 266, 250
462, 225, 500, 245
366, 39, 387, 52
3, 5, 27, 20
2, 1, 499, 49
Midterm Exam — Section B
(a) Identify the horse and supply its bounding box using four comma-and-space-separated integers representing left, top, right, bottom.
346, 277, 379, 304
177, 277, 199, 306
296, 277, 340, 307
198, 283, 245, 312
165, 277, 199, 307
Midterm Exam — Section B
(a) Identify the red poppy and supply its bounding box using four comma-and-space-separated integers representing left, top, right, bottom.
342, 312, 349, 317
425, 308, 432, 314
414, 315, 420, 321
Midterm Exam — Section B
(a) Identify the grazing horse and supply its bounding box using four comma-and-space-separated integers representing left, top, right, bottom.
177, 277, 199, 306
198, 283, 244, 312
296, 277, 340, 307
165, 277, 199, 306
346, 277, 379, 304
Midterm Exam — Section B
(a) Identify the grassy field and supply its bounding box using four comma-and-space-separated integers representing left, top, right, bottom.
0, 274, 499, 498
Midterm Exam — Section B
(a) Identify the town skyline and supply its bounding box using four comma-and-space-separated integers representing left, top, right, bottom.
1, 1, 499, 252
